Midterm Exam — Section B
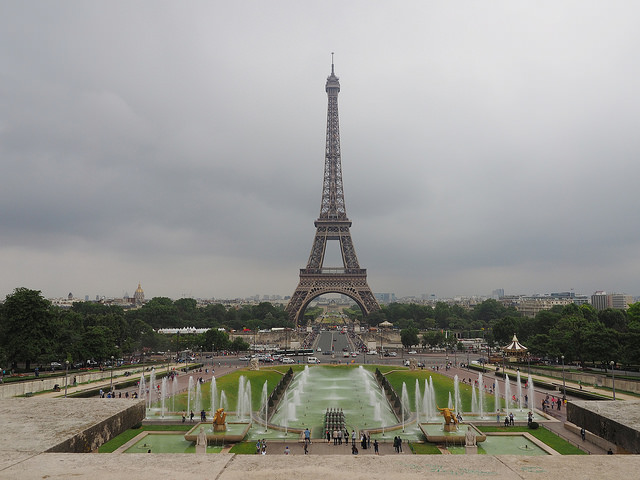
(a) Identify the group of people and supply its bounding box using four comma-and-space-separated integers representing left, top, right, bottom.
256, 439, 267, 455
541, 394, 563, 412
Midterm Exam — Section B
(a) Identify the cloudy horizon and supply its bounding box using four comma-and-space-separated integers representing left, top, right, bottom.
2, 1, 639, 302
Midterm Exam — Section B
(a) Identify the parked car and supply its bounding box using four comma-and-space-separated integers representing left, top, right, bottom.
408, 350, 417, 354
238, 356, 250, 361
281, 357, 295, 364
50, 362, 62, 370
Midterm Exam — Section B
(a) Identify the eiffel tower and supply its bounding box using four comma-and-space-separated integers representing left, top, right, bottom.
286, 59, 380, 326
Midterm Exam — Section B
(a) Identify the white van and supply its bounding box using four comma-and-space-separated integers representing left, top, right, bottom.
307, 356, 320, 364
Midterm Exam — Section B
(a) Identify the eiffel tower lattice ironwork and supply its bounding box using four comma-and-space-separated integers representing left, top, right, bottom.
286, 60, 380, 325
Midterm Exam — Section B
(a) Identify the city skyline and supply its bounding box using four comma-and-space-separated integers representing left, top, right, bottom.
2, 2, 640, 301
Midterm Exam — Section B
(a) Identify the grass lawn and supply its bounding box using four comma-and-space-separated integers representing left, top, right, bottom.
229, 442, 260, 454
98, 424, 191, 453
409, 442, 442, 454
478, 426, 587, 455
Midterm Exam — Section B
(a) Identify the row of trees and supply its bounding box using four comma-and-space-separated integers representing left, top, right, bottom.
391, 300, 640, 367
0, 289, 271, 371
2, 287, 638, 371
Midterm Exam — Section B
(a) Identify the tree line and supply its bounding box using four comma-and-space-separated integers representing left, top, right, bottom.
1, 288, 638, 371
0, 288, 285, 371
352, 299, 640, 368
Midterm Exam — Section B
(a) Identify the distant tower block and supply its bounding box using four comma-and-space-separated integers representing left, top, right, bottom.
133, 282, 145, 305
286, 59, 380, 326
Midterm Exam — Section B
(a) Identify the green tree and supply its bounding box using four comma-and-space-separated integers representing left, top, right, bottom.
203, 328, 230, 351
230, 337, 250, 352
0, 288, 54, 370
400, 326, 420, 349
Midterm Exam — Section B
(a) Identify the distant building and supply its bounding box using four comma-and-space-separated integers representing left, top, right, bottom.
591, 291, 632, 311
375, 293, 396, 304
491, 288, 504, 299
133, 283, 145, 305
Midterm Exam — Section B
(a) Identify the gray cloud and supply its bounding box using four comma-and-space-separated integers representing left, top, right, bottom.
1, 1, 639, 300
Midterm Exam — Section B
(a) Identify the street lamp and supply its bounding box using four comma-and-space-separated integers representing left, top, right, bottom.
64, 360, 69, 398
610, 361, 616, 400
110, 355, 114, 393
561, 355, 566, 401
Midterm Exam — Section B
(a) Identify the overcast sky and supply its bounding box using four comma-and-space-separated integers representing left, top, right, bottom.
1, 1, 639, 302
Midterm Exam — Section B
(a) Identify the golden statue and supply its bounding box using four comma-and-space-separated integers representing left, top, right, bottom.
437, 406, 458, 432
212, 408, 227, 431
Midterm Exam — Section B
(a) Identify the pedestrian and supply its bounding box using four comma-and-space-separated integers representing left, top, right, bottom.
496, 411, 500, 424
333, 429, 338, 445
326, 429, 330, 443
284, 446, 290, 455
304, 428, 310, 444
256, 440, 261, 454
338, 429, 343, 445
509, 412, 514, 426
398, 437, 402, 453
190, 410, 194, 422
580, 427, 586, 441
351, 429, 356, 446
374, 439, 379, 455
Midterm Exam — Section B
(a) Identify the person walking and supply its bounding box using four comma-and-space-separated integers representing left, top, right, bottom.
351, 429, 356, 446
374, 439, 379, 455
581, 427, 586, 441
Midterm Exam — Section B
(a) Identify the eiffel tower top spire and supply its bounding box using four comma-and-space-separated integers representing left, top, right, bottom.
320, 55, 346, 222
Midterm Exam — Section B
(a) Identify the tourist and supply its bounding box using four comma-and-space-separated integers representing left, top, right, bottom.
393, 436, 399, 453
496, 411, 500, 424
304, 428, 310, 444
367, 433, 371, 449
333, 429, 338, 445
398, 437, 402, 453
284, 446, 290, 455
351, 429, 356, 446
190, 410, 194, 422
256, 440, 261, 454
326, 429, 330, 443
504, 416, 509, 427
374, 439, 379, 455
581, 427, 586, 441
351, 444, 358, 455
509, 413, 514, 426
337, 429, 342, 445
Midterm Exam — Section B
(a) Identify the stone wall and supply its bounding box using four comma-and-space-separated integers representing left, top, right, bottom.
567, 400, 640, 454
46, 401, 145, 453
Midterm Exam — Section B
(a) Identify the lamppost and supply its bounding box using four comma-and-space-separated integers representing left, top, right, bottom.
110, 355, 114, 393
64, 360, 69, 398
561, 355, 566, 401
610, 361, 616, 400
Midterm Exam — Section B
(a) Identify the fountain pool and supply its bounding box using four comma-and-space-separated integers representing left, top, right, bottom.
120, 432, 224, 453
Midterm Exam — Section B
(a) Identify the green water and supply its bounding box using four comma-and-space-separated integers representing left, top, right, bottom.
448, 435, 548, 455
125, 433, 224, 453
264, 366, 398, 437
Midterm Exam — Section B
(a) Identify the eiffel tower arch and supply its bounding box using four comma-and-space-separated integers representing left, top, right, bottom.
286, 59, 380, 326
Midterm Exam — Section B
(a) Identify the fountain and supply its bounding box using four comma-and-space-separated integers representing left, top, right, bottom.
210, 376, 217, 415
478, 372, 485, 419
161, 377, 167, 418
453, 375, 462, 415
138, 373, 146, 402
194, 381, 202, 415
401, 382, 409, 432
504, 374, 512, 418
414, 379, 421, 425
494, 378, 501, 415
528, 374, 535, 412
186, 376, 194, 415
148, 369, 156, 411
516, 370, 523, 410
261, 380, 268, 432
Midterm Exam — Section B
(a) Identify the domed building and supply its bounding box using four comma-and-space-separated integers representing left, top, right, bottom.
133, 282, 145, 305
